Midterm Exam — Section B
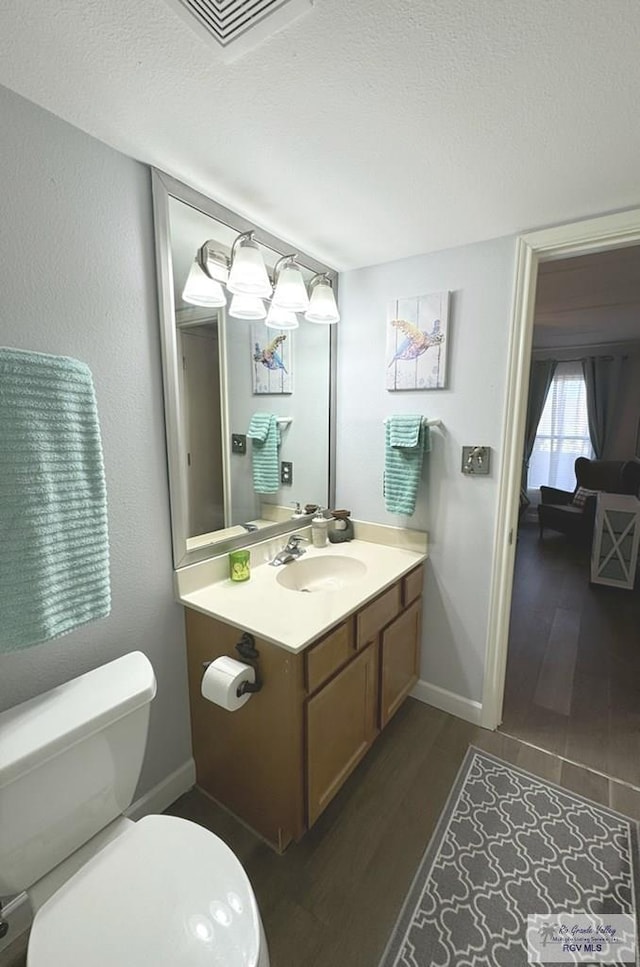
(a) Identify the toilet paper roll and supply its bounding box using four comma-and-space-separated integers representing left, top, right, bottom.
201, 656, 255, 712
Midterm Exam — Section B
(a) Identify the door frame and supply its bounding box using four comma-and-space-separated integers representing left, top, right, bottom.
481, 208, 640, 730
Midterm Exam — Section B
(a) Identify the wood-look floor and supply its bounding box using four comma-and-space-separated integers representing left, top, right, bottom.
5, 698, 640, 967
501, 519, 640, 788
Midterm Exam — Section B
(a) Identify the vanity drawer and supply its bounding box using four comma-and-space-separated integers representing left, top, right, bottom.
403, 565, 424, 606
356, 583, 401, 649
306, 619, 355, 693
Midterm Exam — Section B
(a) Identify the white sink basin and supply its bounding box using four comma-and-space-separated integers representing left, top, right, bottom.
276, 555, 367, 593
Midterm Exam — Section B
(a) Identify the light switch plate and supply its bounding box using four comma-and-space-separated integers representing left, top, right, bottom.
231, 433, 247, 454
281, 461, 293, 485
461, 446, 491, 475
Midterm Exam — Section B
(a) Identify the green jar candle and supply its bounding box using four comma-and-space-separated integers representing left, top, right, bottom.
229, 549, 250, 582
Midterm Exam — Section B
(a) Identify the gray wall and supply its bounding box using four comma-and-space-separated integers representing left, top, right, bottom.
0, 85, 192, 797
604, 350, 640, 461
337, 237, 516, 705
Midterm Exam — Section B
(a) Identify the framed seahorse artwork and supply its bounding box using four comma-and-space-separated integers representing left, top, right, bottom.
251, 324, 293, 394
386, 291, 450, 390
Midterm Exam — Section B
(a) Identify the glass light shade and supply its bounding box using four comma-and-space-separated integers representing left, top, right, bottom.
265, 303, 299, 330
182, 260, 227, 308
272, 263, 310, 312
227, 240, 272, 297
229, 294, 266, 320
305, 281, 340, 324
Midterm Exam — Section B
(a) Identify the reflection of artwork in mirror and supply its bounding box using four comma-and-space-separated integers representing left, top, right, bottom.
152, 170, 337, 567
252, 325, 293, 395
386, 291, 450, 391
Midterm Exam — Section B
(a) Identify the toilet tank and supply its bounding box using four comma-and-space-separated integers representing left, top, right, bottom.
0, 651, 156, 895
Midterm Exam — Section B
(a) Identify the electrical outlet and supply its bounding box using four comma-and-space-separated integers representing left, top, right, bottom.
231, 433, 247, 454
281, 461, 293, 485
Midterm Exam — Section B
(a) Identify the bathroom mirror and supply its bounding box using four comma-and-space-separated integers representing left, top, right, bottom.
152, 170, 337, 568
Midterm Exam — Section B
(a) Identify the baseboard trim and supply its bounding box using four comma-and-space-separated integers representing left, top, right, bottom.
126, 757, 196, 821
411, 679, 483, 726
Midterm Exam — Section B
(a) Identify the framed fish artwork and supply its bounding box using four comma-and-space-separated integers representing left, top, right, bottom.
251, 324, 293, 394
386, 291, 450, 390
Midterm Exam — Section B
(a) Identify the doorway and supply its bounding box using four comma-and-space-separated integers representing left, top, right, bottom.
482, 210, 640, 760
498, 246, 640, 786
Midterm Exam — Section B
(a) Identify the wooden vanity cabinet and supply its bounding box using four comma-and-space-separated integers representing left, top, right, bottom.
356, 583, 401, 649
184, 608, 307, 852
306, 641, 378, 825
184, 564, 424, 851
380, 598, 422, 728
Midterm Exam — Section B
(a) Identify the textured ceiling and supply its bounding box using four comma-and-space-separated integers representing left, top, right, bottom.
533, 246, 640, 349
1, 0, 640, 269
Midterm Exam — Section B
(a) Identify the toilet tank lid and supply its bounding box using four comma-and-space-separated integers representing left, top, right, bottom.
0, 652, 156, 789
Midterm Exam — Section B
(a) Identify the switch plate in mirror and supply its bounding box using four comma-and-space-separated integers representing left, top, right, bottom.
232, 433, 247, 455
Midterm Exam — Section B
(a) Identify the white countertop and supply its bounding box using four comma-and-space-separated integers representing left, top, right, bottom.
176, 525, 427, 653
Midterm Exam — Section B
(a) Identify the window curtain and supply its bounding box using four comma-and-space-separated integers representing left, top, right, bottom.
582, 356, 624, 459
529, 361, 593, 491
522, 359, 557, 494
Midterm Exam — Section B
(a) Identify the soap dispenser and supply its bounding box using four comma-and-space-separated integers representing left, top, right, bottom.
311, 508, 329, 548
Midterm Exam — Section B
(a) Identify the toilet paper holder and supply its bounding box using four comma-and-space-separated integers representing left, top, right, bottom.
202, 632, 263, 697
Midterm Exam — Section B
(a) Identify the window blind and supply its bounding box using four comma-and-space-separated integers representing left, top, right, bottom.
529, 360, 593, 494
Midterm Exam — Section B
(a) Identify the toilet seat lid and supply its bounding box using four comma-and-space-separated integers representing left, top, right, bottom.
28, 815, 263, 967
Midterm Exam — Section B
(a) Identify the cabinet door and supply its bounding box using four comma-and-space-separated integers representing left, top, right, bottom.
380, 598, 422, 728
307, 643, 378, 826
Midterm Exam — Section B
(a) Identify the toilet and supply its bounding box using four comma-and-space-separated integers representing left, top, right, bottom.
0, 651, 269, 966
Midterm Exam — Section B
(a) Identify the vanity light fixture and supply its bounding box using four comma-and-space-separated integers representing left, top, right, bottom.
271, 256, 310, 312
227, 231, 272, 298
229, 294, 267, 320
304, 274, 340, 324
265, 303, 299, 330
182, 258, 227, 308
185, 232, 338, 323
197, 241, 230, 283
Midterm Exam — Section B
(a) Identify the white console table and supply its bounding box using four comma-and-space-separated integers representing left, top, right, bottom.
590, 493, 640, 590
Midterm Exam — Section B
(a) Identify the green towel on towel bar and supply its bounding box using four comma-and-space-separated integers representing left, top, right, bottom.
384, 414, 431, 516
0, 347, 110, 652
247, 413, 281, 494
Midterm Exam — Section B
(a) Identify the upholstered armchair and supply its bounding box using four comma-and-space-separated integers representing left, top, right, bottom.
538, 458, 640, 542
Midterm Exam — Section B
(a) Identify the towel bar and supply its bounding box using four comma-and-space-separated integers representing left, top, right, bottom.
383, 418, 442, 428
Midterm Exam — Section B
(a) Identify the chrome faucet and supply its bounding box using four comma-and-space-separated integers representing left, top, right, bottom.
269, 534, 309, 566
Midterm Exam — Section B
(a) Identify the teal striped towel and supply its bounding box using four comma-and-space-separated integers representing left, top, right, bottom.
247, 413, 281, 494
384, 415, 431, 516
0, 348, 110, 652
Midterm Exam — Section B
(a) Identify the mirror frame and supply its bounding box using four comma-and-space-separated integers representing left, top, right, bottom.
151, 168, 337, 568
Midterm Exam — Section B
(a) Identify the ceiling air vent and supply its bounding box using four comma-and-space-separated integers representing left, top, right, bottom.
168, 0, 313, 61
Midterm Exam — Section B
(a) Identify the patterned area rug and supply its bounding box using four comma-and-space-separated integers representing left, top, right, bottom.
380, 748, 639, 966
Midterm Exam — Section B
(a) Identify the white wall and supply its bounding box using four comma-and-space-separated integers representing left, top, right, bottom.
337, 237, 516, 705
0, 85, 192, 797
